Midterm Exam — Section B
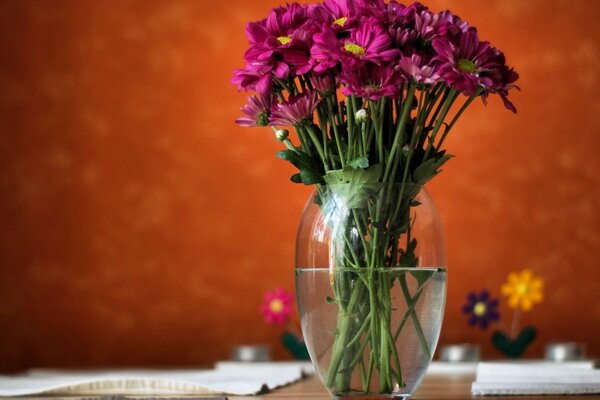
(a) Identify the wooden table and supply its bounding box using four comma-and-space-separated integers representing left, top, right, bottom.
254, 374, 600, 400
3, 370, 598, 400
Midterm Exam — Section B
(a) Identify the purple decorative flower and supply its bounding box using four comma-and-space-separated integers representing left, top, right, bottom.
270, 92, 322, 126
341, 63, 403, 100
236, 95, 274, 127
432, 29, 500, 95
462, 290, 500, 330
398, 54, 440, 84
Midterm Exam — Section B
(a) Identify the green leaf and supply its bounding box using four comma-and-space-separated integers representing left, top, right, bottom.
276, 149, 325, 185
276, 149, 310, 169
347, 156, 369, 169
300, 169, 324, 185
410, 269, 433, 289
290, 173, 302, 183
323, 164, 382, 208
412, 154, 454, 184
412, 158, 438, 184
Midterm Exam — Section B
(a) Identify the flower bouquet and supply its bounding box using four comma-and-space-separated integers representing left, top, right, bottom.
233, 0, 518, 397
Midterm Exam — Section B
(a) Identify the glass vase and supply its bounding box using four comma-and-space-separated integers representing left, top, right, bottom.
295, 184, 447, 399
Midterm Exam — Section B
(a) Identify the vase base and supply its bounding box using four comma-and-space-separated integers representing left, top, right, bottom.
333, 393, 411, 400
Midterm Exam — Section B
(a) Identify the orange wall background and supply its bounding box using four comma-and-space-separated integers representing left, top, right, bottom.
0, 0, 599, 372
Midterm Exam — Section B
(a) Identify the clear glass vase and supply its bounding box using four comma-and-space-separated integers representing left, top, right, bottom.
295, 184, 447, 399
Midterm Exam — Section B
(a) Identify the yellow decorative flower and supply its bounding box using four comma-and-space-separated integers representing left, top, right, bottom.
501, 269, 544, 311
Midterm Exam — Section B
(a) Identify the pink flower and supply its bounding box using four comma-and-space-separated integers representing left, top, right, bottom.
311, 19, 399, 73
398, 54, 440, 84
344, 20, 400, 64
432, 29, 498, 95
480, 48, 520, 113
260, 288, 293, 326
243, 3, 315, 79
310, 73, 339, 94
341, 62, 404, 100
231, 64, 273, 96
270, 92, 322, 126
235, 95, 274, 127
309, 0, 360, 31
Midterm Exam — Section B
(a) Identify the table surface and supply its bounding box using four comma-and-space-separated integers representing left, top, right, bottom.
251, 374, 600, 400
2, 370, 598, 400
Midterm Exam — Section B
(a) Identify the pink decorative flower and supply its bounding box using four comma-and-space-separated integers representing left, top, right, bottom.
260, 288, 293, 326
270, 92, 322, 126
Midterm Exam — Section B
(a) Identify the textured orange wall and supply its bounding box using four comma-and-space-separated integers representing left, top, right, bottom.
0, 0, 598, 372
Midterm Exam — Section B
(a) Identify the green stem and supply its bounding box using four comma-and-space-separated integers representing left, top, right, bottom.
383, 83, 416, 183
304, 124, 329, 170
327, 96, 346, 168
423, 89, 458, 161
435, 90, 481, 152
398, 273, 431, 360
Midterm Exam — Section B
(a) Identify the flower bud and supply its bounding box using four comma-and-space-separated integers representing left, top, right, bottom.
355, 108, 369, 123
275, 129, 289, 142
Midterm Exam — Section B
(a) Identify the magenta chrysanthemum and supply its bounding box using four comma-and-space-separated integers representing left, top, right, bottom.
243, 3, 315, 79
236, 95, 274, 127
344, 20, 400, 64
432, 29, 498, 95
311, 19, 399, 73
480, 48, 520, 113
270, 92, 322, 126
310, 73, 339, 94
342, 63, 404, 100
309, 0, 360, 31
231, 64, 273, 96
398, 54, 440, 84
260, 288, 293, 326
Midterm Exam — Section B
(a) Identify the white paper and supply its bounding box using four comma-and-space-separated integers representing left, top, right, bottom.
471, 361, 600, 396
0, 362, 312, 396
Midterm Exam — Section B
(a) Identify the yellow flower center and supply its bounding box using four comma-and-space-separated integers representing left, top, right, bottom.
344, 42, 365, 57
269, 299, 284, 313
457, 58, 477, 73
516, 283, 529, 295
473, 302, 487, 317
334, 17, 348, 27
277, 36, 292, 45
